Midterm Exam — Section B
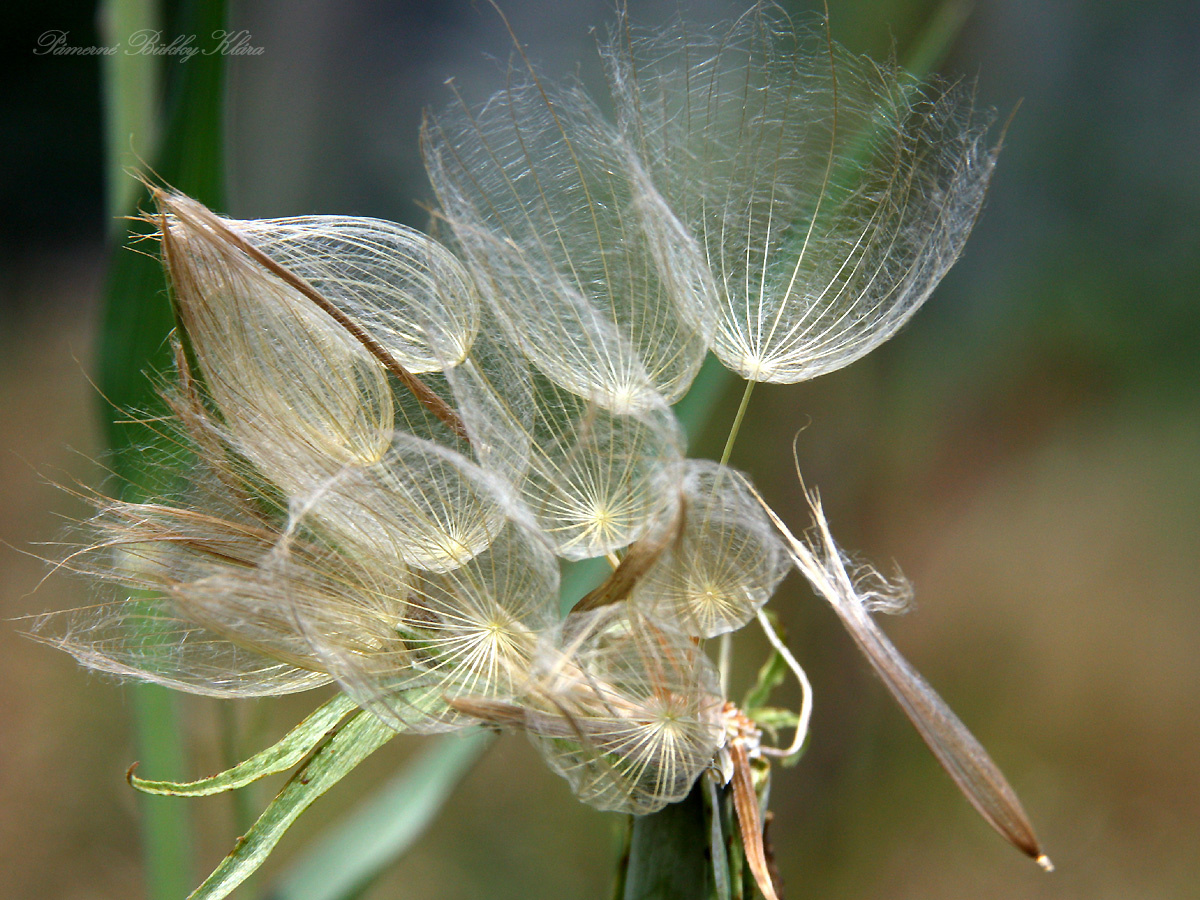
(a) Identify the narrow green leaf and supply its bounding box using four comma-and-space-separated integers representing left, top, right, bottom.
98, 0, 228, 460
705, 777, 732, 900
99, 0, 161, 228
902, 0, 973, 79
97, 3, 229, 898
189, 710, 396, 900
131, 695, 358, 797
742, 640, 789, 713
744, 708, 800, 739
268, 731, 493, 900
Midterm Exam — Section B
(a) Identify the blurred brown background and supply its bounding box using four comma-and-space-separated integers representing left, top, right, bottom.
2, 1, 1198, 898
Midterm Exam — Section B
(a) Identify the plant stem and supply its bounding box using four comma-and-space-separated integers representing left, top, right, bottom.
716, 379, 757, 706
621, 782, 713, 900
220, 701, 260, 900
720, 380, 757, 468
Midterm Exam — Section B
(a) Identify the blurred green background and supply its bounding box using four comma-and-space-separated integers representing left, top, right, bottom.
2, 1, 1198, 898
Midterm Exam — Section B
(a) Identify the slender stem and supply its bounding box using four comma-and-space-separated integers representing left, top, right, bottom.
716, 380, 757, 702
706, 775, 732, 900
720, 380, 756, 468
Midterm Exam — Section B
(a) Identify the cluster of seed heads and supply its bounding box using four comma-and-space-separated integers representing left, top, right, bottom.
38, 5, 1049, 896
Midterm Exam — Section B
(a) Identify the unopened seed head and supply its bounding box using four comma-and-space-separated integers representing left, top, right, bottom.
157, 192, 396, 481
234, 213, 481, 372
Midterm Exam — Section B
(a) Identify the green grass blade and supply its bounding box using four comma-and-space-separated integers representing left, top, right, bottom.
97, 2, 229, 898
131, 695, 358, 797
267, 731, 493, 900
189, 712, 396, 900
99, 0, 161, 228
98, 0, 228, 463
741, 649, 789, 715
127, 682, 194, 900
902, 0, 973, 80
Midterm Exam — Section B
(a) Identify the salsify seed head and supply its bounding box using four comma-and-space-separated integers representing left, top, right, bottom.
30, 10, 1042, 877
630, 460, 790, 638
605, 2, 998, 385
521, 604, 726, 815
422, 73, 711, 413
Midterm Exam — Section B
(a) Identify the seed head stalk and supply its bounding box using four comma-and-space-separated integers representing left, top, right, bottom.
715, 378, 757, 694
719, 379, 757, 468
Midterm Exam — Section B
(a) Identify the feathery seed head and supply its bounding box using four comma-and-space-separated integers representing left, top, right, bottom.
304, 510, 562, 734
422, 72, 711, 412
31, 6, 1044, 891
631, 461, 790, 638
522, 605, 725, 815
606, 3, 998, 385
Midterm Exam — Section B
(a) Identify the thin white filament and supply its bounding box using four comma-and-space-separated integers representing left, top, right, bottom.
754, 608, 813, 759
